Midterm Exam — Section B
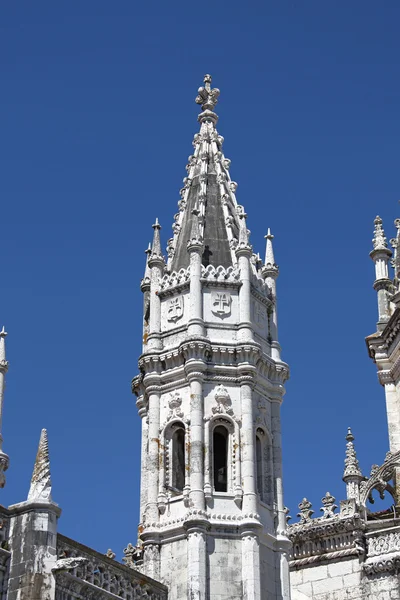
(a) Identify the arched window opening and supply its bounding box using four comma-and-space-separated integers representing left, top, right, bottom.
256, 428, 274, 505
256, 434, 263, 495
171, 427, 185, 492
213, 426, 228, 492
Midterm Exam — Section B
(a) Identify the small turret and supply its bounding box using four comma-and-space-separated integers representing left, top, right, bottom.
343, 427, 363, 504
370, 216, 392, 326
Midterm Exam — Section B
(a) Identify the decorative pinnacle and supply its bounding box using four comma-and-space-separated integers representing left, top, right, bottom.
343, 427, 362, 480
195, 74, 220, 112
27, 428, 52, 502
149, 218, 164, 264
262, 228, 279, 277
372, 216, 388, 250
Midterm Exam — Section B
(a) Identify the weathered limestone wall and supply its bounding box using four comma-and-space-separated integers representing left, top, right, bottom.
260, 542, 277, 599
7, 503, 59, 600
207, 536, 242, 599
291, 558, 400, 600
159, 538, 187, 600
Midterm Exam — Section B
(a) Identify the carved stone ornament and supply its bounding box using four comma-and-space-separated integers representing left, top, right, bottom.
320, 492, 338, 518
167, 391, 184, 420
212, 385, 233, 416
105, 549, 116, 560
122, 542, 143, 568
297, 498, 314, 523
211, 291, 231, 318
52, 556, 88, 572
167, 296, 184, 323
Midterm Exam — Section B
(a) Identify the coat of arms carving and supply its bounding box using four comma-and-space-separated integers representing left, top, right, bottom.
167, 296, 184, 322
211, 292, 231, 318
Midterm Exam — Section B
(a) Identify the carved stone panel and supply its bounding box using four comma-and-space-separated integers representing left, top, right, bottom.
167, 296, 184, 323
211, 291, 231, 318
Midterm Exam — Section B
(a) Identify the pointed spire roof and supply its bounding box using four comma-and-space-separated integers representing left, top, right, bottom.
149, 218, 165, 267
262, 229, 279, 278
343, 427, 362, 480
169, 75, 245, 272
28, 429, 52, 502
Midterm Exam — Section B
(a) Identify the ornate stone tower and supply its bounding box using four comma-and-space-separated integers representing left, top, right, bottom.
132, 75, 290, 600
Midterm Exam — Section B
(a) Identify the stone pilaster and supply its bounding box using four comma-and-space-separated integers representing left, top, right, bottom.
186, 526, 207, 600
186, 368, 205, 511
7, 501, 61, 600
239, 376, 257, 515
145, 378, 162, 523
241, 531, 261, 600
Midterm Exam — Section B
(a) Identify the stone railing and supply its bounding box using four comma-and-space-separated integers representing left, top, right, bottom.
55, 534, 167, 600
287, 497, 365, 569
363, 524, 400, 575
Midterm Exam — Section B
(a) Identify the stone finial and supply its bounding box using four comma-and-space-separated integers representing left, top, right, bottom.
343, 427, 362, 479
284, 506, 291, 524
27, 429, 52, 502
105, 549, 116, 560
195, 74, 220, 112
297, 498, 314, 523
372, 216, 388, 250
320, 492, 338, 518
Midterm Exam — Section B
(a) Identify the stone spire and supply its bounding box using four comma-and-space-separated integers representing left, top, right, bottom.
0, 327, 9, 488
27, 429, 52, 502
262, 229, 279, 278
343, 428, 363, 503
149, 219, 164, 264
169, 74, 244, 272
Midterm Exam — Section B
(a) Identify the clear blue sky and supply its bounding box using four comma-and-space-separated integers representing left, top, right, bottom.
1, 1, 399, 555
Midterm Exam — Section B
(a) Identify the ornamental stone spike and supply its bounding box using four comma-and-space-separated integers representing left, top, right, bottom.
263, 229, 279, 277
343, 427, 363, 503
27, 428, 52, 502
0, 327, 9, 488
149, 218, 165, 266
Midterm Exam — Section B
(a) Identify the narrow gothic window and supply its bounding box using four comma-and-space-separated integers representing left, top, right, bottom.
213, 426, 228, 492
171, 427, 185, 492
256, 434, 263, 495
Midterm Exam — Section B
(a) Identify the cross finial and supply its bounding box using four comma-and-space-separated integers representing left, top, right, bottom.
195, 74, 220, 112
